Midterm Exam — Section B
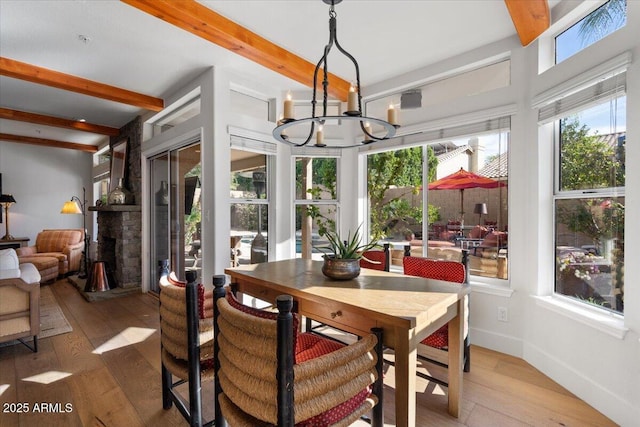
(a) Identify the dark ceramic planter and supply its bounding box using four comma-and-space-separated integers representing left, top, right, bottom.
322, 256, 360, 280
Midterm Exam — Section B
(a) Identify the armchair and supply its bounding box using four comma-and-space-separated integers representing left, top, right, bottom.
17, 228, 84, 276
0, 248, 41, 352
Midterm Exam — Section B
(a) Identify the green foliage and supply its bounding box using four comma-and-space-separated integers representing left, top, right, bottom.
557, 198, 624, 244
295, 158, 337, 199
560, 117, 624, 191
317, 224, 380, 259
367, 146, 438, 241
578, 0, 626, 46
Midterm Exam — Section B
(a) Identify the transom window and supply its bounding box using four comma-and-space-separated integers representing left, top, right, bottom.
555, 0, 626, 64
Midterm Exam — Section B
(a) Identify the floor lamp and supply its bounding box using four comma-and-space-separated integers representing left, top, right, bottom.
474, 203, 488, 226
61, 187, 90, 279
0, 194, 17, 240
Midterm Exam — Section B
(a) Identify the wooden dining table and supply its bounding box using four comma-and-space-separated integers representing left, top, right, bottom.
225, 258, 469, 427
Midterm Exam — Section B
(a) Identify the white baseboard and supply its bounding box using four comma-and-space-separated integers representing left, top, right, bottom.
524, 341, 638, 427
469, 326, 523, 358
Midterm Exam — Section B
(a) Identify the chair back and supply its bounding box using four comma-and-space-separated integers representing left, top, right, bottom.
403, 254, 467, 284
159, 271, 213, 365
360, 243, 390, 271
214, 286, 383, 426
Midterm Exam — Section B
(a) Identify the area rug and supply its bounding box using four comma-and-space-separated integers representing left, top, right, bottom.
0, 285, 73, 348
38, 285, 73, 339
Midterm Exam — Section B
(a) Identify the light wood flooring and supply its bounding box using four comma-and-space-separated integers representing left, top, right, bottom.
0, 279, 617, 426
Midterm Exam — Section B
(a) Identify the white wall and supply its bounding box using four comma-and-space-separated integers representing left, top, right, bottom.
345, 1, 640, 424
0, 141, 93, 244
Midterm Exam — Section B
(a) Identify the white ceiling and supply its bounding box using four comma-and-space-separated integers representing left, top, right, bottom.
0, 0, 555, 150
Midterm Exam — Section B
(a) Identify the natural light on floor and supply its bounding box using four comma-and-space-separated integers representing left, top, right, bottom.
22, 371, 72, 385
0, 384, 9, 396
92, 327, 156, 355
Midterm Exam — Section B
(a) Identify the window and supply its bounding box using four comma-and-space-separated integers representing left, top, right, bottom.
366, 118, 510, 279
365, 59, 510, 128
294, 157, 338, 259
555, 0, 626, 64
554, 94, 625, 314
230, 150, 269, 265
230, 90, 271, 121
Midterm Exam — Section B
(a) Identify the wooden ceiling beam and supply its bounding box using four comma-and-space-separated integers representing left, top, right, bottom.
504, 0, 550, 46
0, 133, 98, 153
0, 108, 120, 136
121, 0, 350, 101
0, 57, 164, 111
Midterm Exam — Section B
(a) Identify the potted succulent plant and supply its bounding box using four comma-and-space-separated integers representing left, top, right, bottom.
317, 225, 380, 280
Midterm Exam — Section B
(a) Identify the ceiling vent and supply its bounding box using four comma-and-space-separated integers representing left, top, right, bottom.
400, 90, 422, 109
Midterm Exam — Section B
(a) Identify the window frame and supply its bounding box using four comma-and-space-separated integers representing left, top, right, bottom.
551, 97, 626, 315
361, 115, 512, 285
293, 155, 341, 259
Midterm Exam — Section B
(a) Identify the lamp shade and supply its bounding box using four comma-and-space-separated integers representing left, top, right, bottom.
473, 203, 488, 215
0, 194, 16, 205
61, 200, 82, 214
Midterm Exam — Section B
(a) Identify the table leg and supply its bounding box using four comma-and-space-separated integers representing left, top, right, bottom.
447, 298, 465, 417
393, 327, 418, 427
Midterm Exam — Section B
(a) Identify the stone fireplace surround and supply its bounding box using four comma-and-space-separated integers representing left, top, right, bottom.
89, 205, 141, 288
88, 116, 143, 290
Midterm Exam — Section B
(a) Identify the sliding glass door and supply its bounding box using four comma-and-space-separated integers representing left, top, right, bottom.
149, 141, 201, 292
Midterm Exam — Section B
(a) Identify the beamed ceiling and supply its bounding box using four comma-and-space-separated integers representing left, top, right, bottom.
0, 0, 551, 153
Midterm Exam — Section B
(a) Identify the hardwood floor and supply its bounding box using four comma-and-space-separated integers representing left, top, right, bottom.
0, 279, 616, 426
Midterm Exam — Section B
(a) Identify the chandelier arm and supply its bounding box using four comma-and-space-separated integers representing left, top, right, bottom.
322, 46, 330, 117
359, 121, 385, 142
300, 121, 316, 147
332, 25, 362, 116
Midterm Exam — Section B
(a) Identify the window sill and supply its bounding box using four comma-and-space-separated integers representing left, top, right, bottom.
470, 280, 514, 297
533, 295, 627, 339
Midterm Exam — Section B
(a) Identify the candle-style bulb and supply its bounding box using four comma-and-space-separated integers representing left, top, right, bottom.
283, 91, 294, 120
387, 103, 398, 125
347, 83, 357, 113
316, 124, 325, 147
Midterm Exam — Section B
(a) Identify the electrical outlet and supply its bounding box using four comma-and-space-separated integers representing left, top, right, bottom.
498, 306, 508, 322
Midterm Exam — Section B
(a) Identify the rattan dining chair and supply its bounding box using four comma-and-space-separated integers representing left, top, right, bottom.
401, 250, 471, 387
159, 268, 221, 427
213, 281, 384, 427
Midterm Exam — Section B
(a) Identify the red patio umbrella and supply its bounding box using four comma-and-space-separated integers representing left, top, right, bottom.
428, 167, 506, 226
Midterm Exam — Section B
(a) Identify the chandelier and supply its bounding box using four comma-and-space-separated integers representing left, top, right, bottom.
272, 0, 399, 148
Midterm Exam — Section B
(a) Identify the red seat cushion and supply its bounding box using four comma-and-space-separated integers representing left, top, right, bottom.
359, 249, 387, 271
403, 257, 466, 284
420, 324, 448, 349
